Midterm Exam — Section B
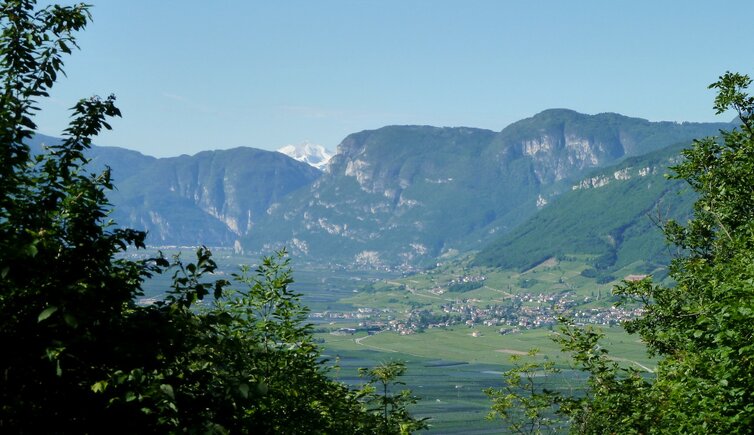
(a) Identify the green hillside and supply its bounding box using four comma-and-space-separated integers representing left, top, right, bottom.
473, 142, 697, 273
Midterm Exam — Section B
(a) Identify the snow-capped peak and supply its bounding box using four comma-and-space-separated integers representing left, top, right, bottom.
277, 142, 334, 171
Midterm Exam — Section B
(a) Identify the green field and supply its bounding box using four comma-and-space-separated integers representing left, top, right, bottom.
319, 325, 651, 433
321, 347, 507, 434
320, 326, 652, 371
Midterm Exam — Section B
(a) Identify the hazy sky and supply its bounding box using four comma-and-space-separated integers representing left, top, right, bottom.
35, 0, 754, 157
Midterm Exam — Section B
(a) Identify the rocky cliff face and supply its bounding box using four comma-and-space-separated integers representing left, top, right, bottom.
490, 109, 722, 185
516, 133, 616, 182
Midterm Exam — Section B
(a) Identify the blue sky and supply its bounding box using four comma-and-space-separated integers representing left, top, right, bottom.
35, 0, 754, 157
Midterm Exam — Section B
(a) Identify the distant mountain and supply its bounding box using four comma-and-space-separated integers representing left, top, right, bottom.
247, 110, 729, 268
107, 147, 322, 247
277, 142, 334, 170
29, 134, 157, 176
252, 125, 501, 266
29, 134, 322, 247
472, 142, 696, 273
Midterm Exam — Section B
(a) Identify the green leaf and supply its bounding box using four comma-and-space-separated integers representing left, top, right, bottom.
23, 243, 38, 257
160, 384, 175, 400
63, 313, 78, 328
256, 381, 268, 395
238, 383, 249, 398
38, 306, 58, 322
91, 381, 108, 393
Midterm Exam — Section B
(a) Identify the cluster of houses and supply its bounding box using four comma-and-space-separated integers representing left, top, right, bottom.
310, 307, 388, 321
314, 290, 644, 336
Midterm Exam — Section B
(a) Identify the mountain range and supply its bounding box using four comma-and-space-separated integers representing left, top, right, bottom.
248, 110, 729, 267
30, 109, 732, 269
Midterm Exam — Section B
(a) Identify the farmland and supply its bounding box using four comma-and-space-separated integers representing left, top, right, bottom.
135, 248, 653, 432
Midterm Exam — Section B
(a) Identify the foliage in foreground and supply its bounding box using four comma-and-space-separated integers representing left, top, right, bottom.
484, 349, 566, 434
0, 1, 425, 433
359, 361, 430, 434
487, 72, 754, 433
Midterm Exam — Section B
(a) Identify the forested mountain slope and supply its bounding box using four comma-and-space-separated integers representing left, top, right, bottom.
472, 142, 697, 273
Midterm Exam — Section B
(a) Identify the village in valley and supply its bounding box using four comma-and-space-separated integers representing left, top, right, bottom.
312, 264, 648, 337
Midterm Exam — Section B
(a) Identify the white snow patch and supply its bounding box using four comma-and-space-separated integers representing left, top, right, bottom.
277, 142, 334, 170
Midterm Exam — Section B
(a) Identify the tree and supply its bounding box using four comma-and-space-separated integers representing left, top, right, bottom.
0, 1, 422, 432
488, 73, 754, 433
608, 72, 754, 432
484, 349, 566, 434
170, 251, 377, 433
0, 2, 158, 429
358, 361, 429, 434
